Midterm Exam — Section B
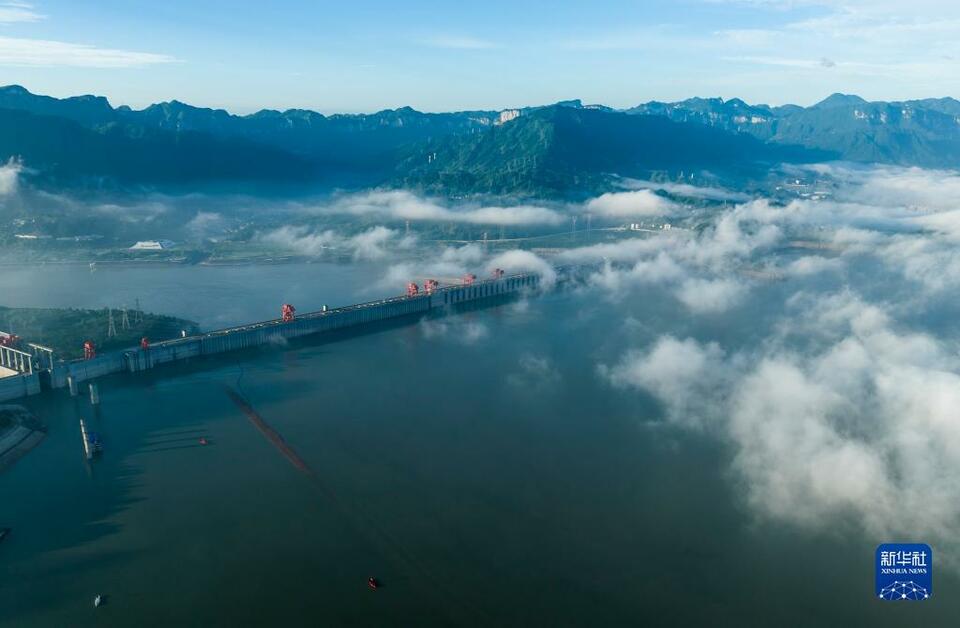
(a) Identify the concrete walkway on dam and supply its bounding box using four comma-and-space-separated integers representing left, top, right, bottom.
3, 269, 551, 404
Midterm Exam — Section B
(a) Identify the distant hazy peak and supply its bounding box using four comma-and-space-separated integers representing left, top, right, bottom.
813, 93, 869, 109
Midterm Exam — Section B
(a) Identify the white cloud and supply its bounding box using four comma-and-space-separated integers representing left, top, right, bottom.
722, 55, 844, 69
728, 291, 960, 536
675, 277, 747, 314
0, 158, 21, 196
0, 35, 177, 68
586, 189, 675, 218
376, 243, 487, 292
600, 336, 727, 429
0, 2, 43, 24
704, 1, 960, 96
813, 164, 960, 215
557, 195, 786, 314
603, 289, 960, 553
574, 163, 960, 565
557, 235, 666, 265
185, 211, 226, 240
91, 199, 168, 222
787, 165, 960, 292
462, 205, 563, 225
486, 250, 557, 287
567, 164, 960, 309
315, 190, 564, 226
259, 225, 413, 261
588, 254, 688, 294
782, 255, 843, 277
728, 356, 890, 526
260, 226, 338, 256
348, 226, 410, 260
622, 178, 751, 202
22, 153, 960, 574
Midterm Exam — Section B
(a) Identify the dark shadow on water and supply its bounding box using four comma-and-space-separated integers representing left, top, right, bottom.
146, 428, 205, 437
137, 443, 210, 454
140, 436, 206, 446
0, 389, 211, 623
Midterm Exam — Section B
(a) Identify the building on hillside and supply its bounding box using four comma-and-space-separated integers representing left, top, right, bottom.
130, 240, 176, 250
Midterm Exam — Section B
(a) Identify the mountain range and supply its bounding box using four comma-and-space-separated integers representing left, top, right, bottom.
1, 85, 959, 196
627, 93, 960, 167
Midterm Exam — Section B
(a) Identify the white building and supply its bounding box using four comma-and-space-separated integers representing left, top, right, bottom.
130, 240, 176, 250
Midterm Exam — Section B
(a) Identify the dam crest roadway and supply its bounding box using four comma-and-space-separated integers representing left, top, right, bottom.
0, 268, 557, 404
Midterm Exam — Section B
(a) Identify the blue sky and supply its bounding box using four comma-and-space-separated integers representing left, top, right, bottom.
0, 0, 957, 113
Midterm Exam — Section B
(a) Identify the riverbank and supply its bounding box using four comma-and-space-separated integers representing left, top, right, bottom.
0, 406, 45, 472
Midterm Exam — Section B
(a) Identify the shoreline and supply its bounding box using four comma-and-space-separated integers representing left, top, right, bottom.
0, 256, 329, 269
0, 406, 46, 472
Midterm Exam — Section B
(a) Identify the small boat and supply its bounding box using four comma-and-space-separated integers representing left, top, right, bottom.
0, 528, 10, 543
87, 433, 104, 455
199, 437, 208, 446
367, 577, 379, 590
94, 594, 103, 608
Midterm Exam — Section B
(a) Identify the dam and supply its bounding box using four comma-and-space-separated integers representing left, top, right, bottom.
0, 270, 543, 403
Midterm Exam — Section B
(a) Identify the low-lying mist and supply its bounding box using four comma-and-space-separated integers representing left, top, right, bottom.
558, 163, 960, 573
0, 159, 701, 251
7, 157, 960, 570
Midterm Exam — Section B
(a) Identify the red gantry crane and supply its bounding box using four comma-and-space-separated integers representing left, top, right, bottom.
411, 272, 486, 294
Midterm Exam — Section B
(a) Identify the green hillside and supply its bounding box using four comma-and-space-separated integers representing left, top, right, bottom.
396, 106, 816, 195
0, 306, 198, 360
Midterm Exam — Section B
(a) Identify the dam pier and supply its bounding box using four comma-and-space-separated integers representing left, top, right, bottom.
0, 270, 543, 403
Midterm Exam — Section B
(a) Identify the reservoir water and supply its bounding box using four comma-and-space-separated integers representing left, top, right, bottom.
0, 262, 955, 626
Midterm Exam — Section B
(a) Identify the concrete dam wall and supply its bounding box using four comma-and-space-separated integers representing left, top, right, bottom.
0, 373, 41, 403
48, 272, 541, 392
